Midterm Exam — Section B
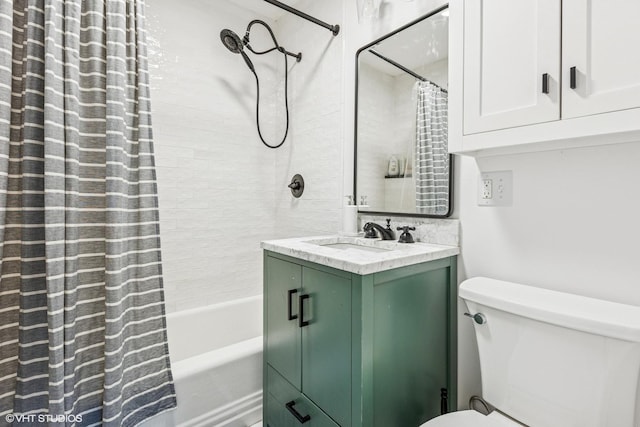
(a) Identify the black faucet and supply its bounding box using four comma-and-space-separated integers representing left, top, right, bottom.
363, 219, 396, 240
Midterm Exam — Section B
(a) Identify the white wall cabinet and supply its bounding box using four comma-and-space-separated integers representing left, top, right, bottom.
561, 0, 640, 119
450, 0, 640, 156
463, 0, 561, 134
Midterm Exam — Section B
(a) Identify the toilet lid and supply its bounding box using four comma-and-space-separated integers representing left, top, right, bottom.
420, 410, 521, 427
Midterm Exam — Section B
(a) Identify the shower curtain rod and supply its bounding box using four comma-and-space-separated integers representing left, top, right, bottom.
369, 49, 448, 93
263, 0, 340, 36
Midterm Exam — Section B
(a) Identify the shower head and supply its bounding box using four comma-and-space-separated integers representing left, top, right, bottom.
220, 29, 243, 54
220, 28, 255, 72
221, 20, 301, 149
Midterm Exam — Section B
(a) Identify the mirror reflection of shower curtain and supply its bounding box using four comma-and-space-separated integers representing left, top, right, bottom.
414, 81, 448, 215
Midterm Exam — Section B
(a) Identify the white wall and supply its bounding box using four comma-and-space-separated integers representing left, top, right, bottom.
271, 0, 345, 238
460, 144, 640, 304
147, 0, 278, 312
456, 142, 640, 401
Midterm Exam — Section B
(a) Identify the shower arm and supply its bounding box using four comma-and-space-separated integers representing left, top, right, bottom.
247, 44, 301, 63
263, 0, 340, 36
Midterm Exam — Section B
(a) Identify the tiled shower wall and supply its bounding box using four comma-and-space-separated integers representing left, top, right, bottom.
270, 0, 441, 239
272, 0, 346, 239
147, 0, 278, 312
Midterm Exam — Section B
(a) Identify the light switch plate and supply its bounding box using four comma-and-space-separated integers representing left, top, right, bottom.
478, 171, 512, 206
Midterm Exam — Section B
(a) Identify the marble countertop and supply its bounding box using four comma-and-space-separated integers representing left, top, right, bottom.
261, 235, 459, 275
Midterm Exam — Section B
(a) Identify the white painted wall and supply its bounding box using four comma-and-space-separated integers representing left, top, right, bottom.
460, 144, 640, 304
271, 0, 345, 238
456, 142, 640, 401
147, 0, 278, 312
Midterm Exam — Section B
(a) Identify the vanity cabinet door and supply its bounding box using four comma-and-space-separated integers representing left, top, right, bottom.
301, 267, 352, 427
265, 256, 302, 389
373, 267, 450, 426
463, 0, 561, 134
561, 0, 640, 119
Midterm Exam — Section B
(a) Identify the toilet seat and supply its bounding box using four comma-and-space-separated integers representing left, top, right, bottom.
420, 410, 521, 427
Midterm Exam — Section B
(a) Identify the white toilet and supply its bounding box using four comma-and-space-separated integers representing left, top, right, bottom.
422, 277, 640, 427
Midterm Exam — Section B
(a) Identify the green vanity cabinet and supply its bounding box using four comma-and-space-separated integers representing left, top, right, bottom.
265, 255, 352, 426
263, 250, 457, 427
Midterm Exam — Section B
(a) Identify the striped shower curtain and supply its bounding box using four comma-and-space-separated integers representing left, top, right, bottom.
0, 1, 176, 426
415, 81, 449, 215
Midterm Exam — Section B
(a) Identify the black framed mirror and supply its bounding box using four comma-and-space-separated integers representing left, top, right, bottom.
354, 5, 453, 218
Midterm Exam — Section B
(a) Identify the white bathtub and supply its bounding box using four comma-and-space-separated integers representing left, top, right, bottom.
141, 296, 263, 427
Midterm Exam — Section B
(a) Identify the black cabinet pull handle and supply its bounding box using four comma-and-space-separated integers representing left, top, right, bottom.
298, 294, 310, 327
542, 73, 549, 94
287, 289, 298, 320
286, 400, 311, 424
570, 66, 577, 89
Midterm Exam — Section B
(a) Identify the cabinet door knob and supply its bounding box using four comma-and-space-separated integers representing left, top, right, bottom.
286, 400, 311, 424
570, 66, 577, 89
542, 73, 550, 94
287, 289, 298, 320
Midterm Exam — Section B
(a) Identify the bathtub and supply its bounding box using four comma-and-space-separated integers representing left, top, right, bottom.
141, 295, 263, 427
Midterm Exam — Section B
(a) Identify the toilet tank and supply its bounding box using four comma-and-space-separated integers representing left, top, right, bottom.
460, 277, 640, 427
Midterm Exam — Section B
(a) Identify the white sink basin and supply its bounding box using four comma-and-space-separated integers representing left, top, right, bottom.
319, 243, 390, 253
